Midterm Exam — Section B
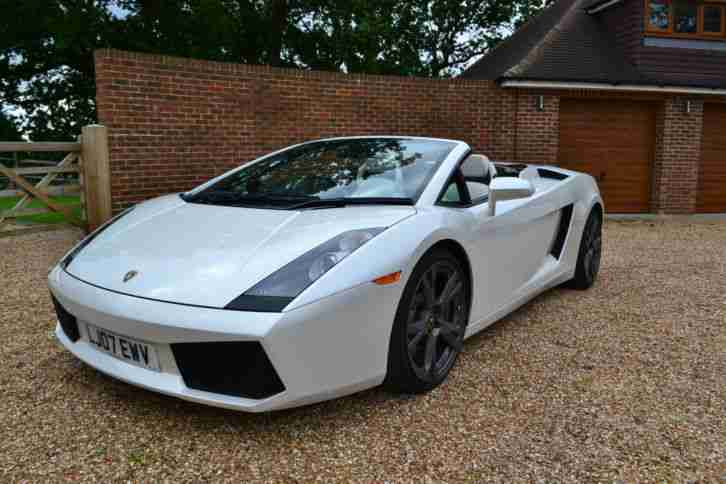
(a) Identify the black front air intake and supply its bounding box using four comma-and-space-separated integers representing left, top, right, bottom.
51, 296, 80, 342
171, 342, 285, 399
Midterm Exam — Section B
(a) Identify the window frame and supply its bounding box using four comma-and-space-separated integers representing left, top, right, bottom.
646, 0, 674, 34
700, 4, 726, 35
437, 168, 472, 208
436, 154, 492, 209
645, 0, 726, 39
674, 0, 699, 34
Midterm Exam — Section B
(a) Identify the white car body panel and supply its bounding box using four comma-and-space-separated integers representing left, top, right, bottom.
50, 136, 603, 412
65, 198, 416, 308
50, 266, 398, 411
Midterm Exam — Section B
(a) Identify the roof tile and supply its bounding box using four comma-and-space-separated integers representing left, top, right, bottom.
461, 0, 725, 89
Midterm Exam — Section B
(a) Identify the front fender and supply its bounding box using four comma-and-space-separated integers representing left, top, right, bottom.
284, 208, 472, 312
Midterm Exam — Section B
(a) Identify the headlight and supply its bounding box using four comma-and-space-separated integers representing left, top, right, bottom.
60, 205, 135, 270
225, 228, 385, 312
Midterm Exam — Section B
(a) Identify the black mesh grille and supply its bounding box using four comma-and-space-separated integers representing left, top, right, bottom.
52, 296, 80, 343
171, 342, 285, 399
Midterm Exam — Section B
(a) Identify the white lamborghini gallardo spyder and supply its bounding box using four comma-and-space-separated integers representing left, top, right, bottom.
49, 136, 603, 412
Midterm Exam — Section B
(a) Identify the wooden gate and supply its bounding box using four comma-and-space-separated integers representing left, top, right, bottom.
0, 125, 112, 237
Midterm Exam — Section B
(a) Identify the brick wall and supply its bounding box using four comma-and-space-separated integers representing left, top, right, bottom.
651, 103, 666, 211
513, 92, 560, 164
95, 49, 720, 214
654, 97, 704, 214
95, 49, 505, 211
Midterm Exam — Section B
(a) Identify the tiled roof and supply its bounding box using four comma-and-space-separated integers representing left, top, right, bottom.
460, 0, 726, 89
461, 0, 643, 84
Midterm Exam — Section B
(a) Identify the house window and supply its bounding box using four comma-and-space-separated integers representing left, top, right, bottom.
674, 0, 698, 32
646, 0, 726, 38
648, 0, 672, 31
702, 5, 725, 34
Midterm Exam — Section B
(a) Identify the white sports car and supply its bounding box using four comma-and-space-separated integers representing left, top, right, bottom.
49, 137, 603, 412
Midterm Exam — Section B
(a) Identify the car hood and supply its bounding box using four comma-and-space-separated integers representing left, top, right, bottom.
65, 195, 416, 308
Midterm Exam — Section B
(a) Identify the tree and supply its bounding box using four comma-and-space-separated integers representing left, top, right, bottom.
290, 0, 551, 77
0, 111, 22, 141
116, 0, 296, 66
0, 0, 126, 141
0, 0, 550, 141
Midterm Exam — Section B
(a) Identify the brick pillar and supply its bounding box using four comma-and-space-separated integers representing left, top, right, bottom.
488, 88, 517, 162
514, 92, 560, 164
654, 97, 703, 214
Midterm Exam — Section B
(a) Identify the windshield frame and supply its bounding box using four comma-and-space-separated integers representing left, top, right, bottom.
182, 136, 464, 209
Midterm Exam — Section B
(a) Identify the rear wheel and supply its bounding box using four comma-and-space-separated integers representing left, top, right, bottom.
568, 208, 602, 290
385, 249, 469, 394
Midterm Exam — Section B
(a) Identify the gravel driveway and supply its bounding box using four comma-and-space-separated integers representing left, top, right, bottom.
1, 221, 725, 482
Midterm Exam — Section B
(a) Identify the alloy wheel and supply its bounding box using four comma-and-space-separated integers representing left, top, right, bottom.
406, 261, 467, 382
583, 214, 602, 283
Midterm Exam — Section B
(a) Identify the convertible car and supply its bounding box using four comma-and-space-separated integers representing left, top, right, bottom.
49, 136, 602, 412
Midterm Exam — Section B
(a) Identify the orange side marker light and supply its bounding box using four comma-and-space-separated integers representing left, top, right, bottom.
373, 271, 402, 285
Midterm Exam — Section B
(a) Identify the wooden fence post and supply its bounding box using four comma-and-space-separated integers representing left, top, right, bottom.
81, 125, 112, 231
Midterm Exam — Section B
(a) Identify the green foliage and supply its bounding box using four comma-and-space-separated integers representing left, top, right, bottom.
1, 0, 550, 141
0, 1, 126, 141
292, 0, 551, 77
0, 111, 21, 141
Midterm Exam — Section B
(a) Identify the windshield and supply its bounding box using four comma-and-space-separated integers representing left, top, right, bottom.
185, 138, 456, 208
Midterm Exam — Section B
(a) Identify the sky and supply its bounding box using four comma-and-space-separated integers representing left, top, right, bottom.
109, 2, 130, 19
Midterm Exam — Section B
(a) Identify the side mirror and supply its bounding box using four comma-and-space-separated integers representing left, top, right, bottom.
489, 177, 535, 215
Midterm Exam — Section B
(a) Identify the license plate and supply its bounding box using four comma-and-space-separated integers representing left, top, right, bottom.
86, 324, 160, 371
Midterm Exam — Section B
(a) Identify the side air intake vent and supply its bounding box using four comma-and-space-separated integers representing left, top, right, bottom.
550, 204, 574, 259
538, 168, 569, 181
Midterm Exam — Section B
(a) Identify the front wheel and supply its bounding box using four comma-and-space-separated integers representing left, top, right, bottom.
568, 208, 602, 290
384, 249, 470, 394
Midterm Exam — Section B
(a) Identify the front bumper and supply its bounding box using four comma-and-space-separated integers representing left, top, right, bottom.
49, 266, 401, 412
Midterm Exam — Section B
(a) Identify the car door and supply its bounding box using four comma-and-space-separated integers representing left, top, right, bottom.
441, 161, 560, 324
468, 196, 561, 321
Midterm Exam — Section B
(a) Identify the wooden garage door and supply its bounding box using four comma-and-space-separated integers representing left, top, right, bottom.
559, 99, 656, 213
697, 103, 726, 213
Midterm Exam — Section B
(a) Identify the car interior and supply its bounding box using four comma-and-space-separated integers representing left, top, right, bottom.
441, 154, 498, 205
462, 154, 497, 201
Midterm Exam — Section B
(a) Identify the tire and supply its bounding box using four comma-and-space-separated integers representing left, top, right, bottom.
567, 208, 602, 290
384, 248, 470, 394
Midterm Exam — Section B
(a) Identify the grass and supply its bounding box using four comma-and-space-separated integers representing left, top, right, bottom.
0, 195, 82, 225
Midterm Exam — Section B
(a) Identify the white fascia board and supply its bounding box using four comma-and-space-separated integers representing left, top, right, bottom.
586, 0, 624, 15
500, 79, 726, 96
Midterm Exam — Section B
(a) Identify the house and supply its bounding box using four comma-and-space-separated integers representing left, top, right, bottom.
461, 0, 726, 214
